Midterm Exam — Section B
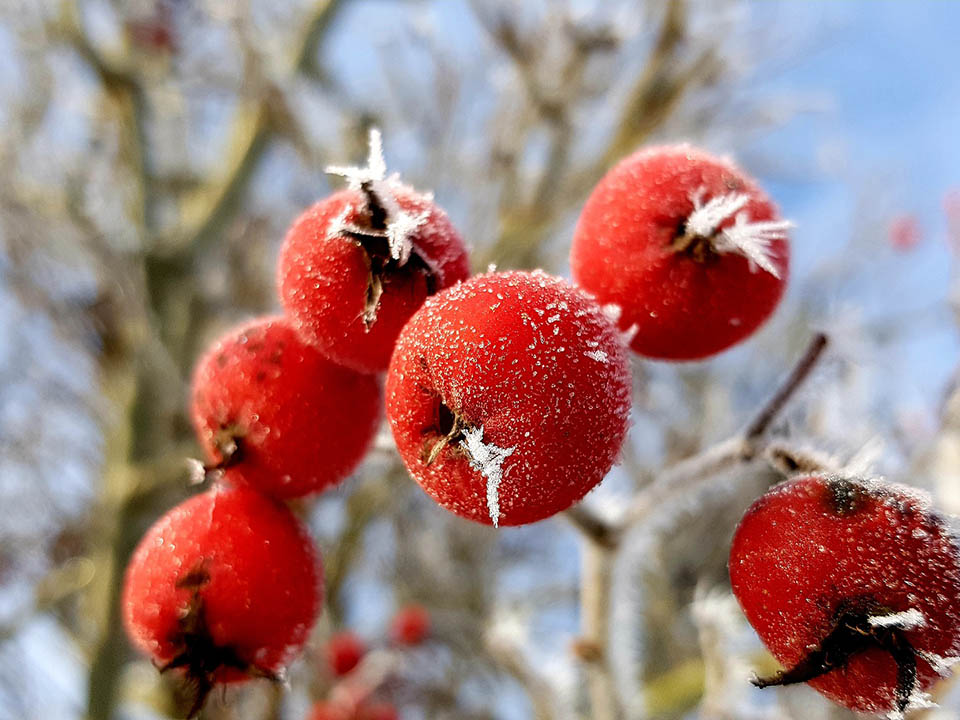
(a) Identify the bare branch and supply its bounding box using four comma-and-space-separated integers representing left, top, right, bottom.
619, 332, 829, 534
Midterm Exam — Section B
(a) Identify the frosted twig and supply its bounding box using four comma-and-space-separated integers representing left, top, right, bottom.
619, 332, 829, 533
564, 333, 829, 546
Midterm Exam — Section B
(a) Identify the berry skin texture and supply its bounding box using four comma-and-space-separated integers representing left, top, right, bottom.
729, 474, 960, 716
326, 631, 366, 677
385, 270, 632, 527
570, 144, 791, 361
278, 184, 470, 374
390, 604, 430, 646
190, 316, 381, 499
122, 485, 322, 716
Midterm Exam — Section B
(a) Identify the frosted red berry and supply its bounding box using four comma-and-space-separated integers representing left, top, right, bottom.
570, 144, 791, 361
278, 132, 470, 374
729, 474, 960, 715
190, 316, 381, 499
122, 485, 322, 716
385, 270, 631, 526
390, 604, 430, 646
326, 630, 366, 677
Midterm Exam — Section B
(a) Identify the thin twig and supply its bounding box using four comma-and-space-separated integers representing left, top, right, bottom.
564, 332, 830, 547
619, 332, 829, 534
743, 332, 829, 441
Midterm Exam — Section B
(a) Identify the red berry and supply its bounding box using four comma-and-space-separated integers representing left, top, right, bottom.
357, 702, 398, 720
390, 604, 430, 646
326, 630, 366, 677
307, 701, 352, 720
190, 316, 381, 499
570, 144, 790, 360
122, 485, 322, 716
385, 270, 631, 526
729, 474, 960, 715
278, 131, 470, 374
889, 214, 921, 251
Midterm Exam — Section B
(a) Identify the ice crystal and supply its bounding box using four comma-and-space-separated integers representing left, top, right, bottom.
460, 425, 516, 527
686, 188, 793, 278
385, 207, 430, 265
868, 608, 925, 629
325, 128, 428, 266
917, 650, 960, 676
326, 128, 388, 189
885, 688, 936, 720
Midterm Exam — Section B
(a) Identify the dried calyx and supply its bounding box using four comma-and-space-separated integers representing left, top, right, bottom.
753, 599, 923, 715
161, 565, 281, 718
671, 188, 792, 278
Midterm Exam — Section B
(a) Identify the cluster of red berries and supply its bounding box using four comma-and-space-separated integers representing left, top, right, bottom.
121, 129, 960, 718
122, 132, 470, 716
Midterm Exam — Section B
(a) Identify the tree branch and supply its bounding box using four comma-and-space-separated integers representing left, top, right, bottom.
565, 332, 830, 548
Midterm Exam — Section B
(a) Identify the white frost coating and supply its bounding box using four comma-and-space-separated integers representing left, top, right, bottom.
326, 203, 355, 239
885, 688, 936, 720
601, 303, 623, 324
460, 425, 516, 527
186, 457, 207, 485
868, 608, 926, 629
326, 127, 388, 189
325, 128, 428, 266
385, 207, 430, 265
685, 190, 750, 238
686, 188, 793, 278
585, 349, 608, 363
918, 650, 960, 676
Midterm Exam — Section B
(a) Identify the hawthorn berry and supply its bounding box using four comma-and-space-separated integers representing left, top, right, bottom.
278, 129, 470, 374
570, 144, 791, 361
385, 270, 631, 526
729, 474, 960, 716
326, 630, 366, 677
390, 604, 430, 646
190, 316, 380, 499
122, 485, 322, 716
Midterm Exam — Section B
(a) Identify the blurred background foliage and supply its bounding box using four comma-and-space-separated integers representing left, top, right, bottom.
1, 1, 960, 719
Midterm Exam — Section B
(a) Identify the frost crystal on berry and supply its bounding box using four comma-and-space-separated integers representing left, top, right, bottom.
686, 188, 793, 279
869, 608, 926, 630
326, 128, 389, 190
918, 650, 960, 677
385, 207, 430, 265
459, 425, 515, 527
324, 129, 431, 268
